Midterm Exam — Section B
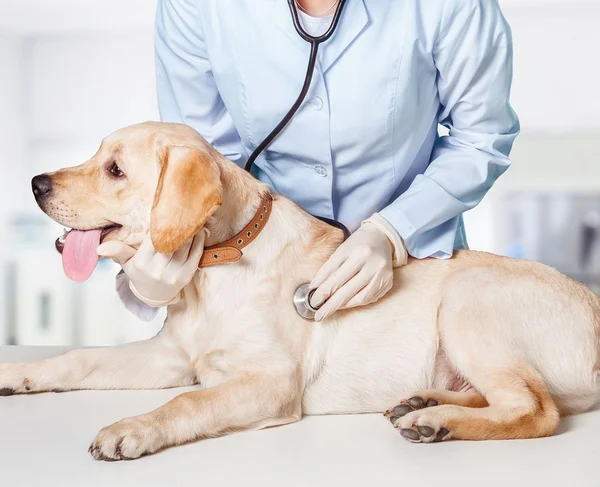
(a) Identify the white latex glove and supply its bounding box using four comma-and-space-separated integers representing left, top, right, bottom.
309, 214, 408, 322
97, 230, 207, 308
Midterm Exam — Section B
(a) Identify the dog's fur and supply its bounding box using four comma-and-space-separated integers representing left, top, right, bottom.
5, 122, 600, 460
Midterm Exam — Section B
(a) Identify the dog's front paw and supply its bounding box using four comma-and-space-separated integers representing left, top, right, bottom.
0, 363, 27, 396
89, 415, 162, 461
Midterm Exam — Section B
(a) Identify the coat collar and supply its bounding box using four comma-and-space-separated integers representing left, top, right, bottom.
269, 0, 368, 73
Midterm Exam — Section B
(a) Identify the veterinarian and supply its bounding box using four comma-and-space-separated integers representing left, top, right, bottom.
105, 0, 519, 323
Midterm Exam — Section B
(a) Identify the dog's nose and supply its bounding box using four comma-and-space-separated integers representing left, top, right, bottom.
31, 175, 53, 199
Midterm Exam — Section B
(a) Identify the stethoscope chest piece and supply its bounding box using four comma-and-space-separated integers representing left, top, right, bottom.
293, 283, 321, 321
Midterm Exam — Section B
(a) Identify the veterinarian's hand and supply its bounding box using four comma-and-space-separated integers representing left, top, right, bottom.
97, 230, 207, 308
309, 214, 407, 322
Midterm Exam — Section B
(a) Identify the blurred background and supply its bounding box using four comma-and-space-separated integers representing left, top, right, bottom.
0, 0, 598, 346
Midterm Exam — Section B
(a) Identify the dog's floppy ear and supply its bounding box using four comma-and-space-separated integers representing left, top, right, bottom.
151, 145, 222, 254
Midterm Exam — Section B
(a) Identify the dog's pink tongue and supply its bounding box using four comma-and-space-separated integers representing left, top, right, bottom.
62, 229, 102, 282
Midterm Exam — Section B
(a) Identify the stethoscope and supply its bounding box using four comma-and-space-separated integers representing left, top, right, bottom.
243, 0, 349, 321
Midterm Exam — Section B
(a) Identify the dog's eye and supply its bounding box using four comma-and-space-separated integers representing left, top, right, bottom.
108, 162, 125, 178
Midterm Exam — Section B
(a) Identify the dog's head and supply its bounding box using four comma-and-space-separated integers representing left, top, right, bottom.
32, 122, 223, 281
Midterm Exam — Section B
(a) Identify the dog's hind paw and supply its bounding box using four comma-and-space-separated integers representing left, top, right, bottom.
385, 393, 454, 443
384, 395, 438, 421
399, 422, 451, 443
391, 405, 453, 444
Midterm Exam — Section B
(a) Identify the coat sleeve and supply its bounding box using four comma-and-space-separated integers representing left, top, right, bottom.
154, 0, 248, 165
115, 271, 159, 323
379, 0, 520, 259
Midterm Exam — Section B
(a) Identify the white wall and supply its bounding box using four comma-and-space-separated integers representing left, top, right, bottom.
0, 0, 156, 35
0, 37, 24, 343
463, 3, 600, 252
28, 36, 158, 145
504, 3, 600, 133
0, 36, 24, 239
464, 134, 600, 253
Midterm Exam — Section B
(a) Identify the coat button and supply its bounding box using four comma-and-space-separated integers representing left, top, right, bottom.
314, 165, 328, 177
308, 97, 324, 110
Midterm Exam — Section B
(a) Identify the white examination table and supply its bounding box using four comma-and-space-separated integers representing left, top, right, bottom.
0, 346, 598, 487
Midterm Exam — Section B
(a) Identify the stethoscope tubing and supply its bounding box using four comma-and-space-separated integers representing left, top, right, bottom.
244, 40, 319, 173
244, 0, 351, 240
244, 0, 348, 173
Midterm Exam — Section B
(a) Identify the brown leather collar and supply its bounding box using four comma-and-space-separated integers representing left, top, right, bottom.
198, 192, 273, 268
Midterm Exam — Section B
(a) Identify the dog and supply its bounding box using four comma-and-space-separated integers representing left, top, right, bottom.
3, 121, 599, 461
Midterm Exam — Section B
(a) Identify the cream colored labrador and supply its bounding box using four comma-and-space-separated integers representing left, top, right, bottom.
4, 122, 599, 461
